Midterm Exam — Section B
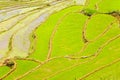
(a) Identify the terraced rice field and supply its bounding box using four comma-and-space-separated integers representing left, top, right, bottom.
0, 0, 120, 80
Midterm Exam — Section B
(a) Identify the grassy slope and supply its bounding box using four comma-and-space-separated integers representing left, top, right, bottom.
0, 0, 120, 80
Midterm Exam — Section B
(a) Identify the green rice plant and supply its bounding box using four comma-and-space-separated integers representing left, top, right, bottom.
0, 0, 120, 80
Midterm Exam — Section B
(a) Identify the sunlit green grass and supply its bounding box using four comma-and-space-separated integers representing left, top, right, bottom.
23, 3, 120, 80
85, 0, 120, 13
29, 5, 84, 61
4, 60, 38, 80
0, 0, 120, 80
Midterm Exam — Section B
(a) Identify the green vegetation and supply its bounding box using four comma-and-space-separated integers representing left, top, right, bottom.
0, 0, 120, 80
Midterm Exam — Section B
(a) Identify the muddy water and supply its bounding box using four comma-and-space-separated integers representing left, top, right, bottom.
0, 0, 85, 61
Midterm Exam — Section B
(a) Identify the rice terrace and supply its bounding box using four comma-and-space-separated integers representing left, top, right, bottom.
0, 0, 120, 80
